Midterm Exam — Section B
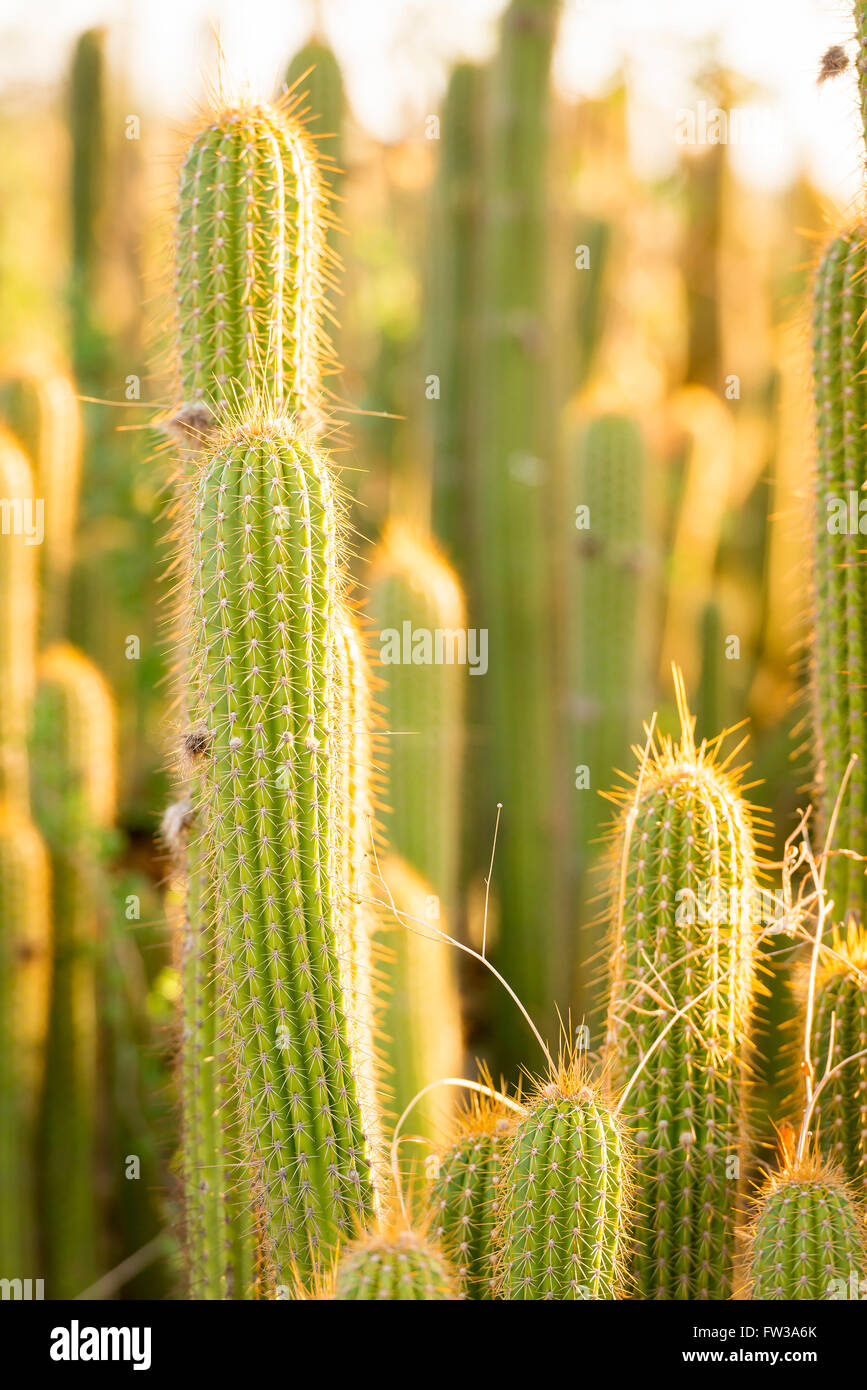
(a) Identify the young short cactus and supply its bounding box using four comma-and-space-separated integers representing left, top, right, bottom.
604, 671, 759, 1299
332, 1225, 457, 1301
429, 1085, 514, 1299
0, 809, 50, 1274
368, 519, 466, 928
748, 1153, 865, 1299
175, 101, 334, 434
32, 642, 117, 1298
0, 365, 81, 644
495, 1055, 631, 1300
0, 426, 38, 809
796, 921, 867, 1193
188, 411, 381, 1286
377, 854, 463, 1140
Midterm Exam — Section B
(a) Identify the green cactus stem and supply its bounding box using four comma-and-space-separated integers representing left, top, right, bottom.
748, 1153, 865, 1299
175, 101, 335, 436
0, 427, 38, 810
68, 28, 108, 382
796, 921, 867, 1193
495, 1055, 631, 1300
32, 642, 116, 1298
188, 411, 381, 1287
332, 1225, 457, 1300
0, 809, 50, 1274
284, 39, 345, 223
477, 0, 563, 1072
368, 518, 466, 927
604, 669, 759, 1299
429, 1084, 514, 1299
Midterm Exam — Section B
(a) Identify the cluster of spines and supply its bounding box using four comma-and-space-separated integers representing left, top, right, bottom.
494, 1055, 631, 1300
747, 1152, 865, 1299
332, 1226, 457, 1301
604, 672, 759, 1299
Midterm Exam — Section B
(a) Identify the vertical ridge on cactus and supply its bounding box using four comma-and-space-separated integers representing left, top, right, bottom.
494, 1051, 631, 1300
32, 642, 117, 1298
175, 101, 336, 434
430, 1083, 514, 1299
332, 1225, 457, 1300
188, 411, 381, 1286
795, 920, 867, 1193
0, 809, 50, 1273
604, 670, 759, 1299
747, 1152, 865, 1299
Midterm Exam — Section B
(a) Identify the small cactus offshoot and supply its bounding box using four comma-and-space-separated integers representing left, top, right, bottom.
332, 1225, 457, 1301
747, 1151, 865, 1300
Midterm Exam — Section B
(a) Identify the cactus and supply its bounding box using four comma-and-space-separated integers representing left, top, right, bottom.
378, 854, 464, 1141
332, 1225, 457, 1301
0, 427, 38, 809
604, 670, 759, 1299
0, 809, 50, 1274
368, 519, 466, 926
477, 0, 562, 1070
811, 223, 867, 924
796, 921, 867, 1193
429, 1084, 514, 1299
174, 803, 260, 1299
32, 642, 116, 1297
284, 39, 345, 218
748, 1153, 865, 1299
175, 101, 335, 435
494, 1055, 631, 1300
187, 412, 381, 1287
0, 364, 82, 644
427, 62, 486, 573
68, 28, 108, 382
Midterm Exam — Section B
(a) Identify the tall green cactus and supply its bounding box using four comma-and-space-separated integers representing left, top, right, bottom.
32, 642, 116, 1297
175, 102, 334, 435
748, 1154, 864, 1299
604, 672, 758, 1299
0, 809, 50, 1275
368, 519, 466, 926
0, 427, 38, 809
494, 1059, 631, 1300
187, 414, 381, 1287
430, 1086, 514, 1299
796, 921, 867, 1193
332, 1226, 457, 1301
284, 40, 345, 217
68, 28, 107, 382
428, 62, 486, 572
477, 0, 562, 1071
0, 364, 82, 644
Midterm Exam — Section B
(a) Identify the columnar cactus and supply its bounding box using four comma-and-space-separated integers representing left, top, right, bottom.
175, 102, 334, 435
429, 1086, 514, 1299
495, 1059, 631, 1300
604, 674, 759, 1299
284, 40, 345, 222
748, 1155, 865, 1299
68, 27, 107, 382
797, 921, 867, 1193
0, 810, 50, 1273
0, 364, 82, 643
32, 642, 117, 1298
0, 427, 38, 809
332, 1226, 457, 1300
368, 519, 466, 927
477, 0, 562, 1069
188, 413, 381, 1286
377, 854, 463, 1140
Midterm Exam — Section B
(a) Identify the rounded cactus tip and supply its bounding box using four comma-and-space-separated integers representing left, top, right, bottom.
330, 1221, 458, 1301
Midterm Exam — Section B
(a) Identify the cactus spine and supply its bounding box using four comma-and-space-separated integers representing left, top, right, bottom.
495, 1058, 631, 1300
797, 921, 867, 1192
748, 1154, 865, 1299
188, 415, 380, 1286
430, 1087, 513, 1299
368, 519, 465, 925
378, 854, 464, 1140
0, 810, 50, 1273
604, 671, 758, 1299
333, 1226, 457, 1301
477, 0, 562, 1069
32, 643, 116, 1297
175, 103, 333, 434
